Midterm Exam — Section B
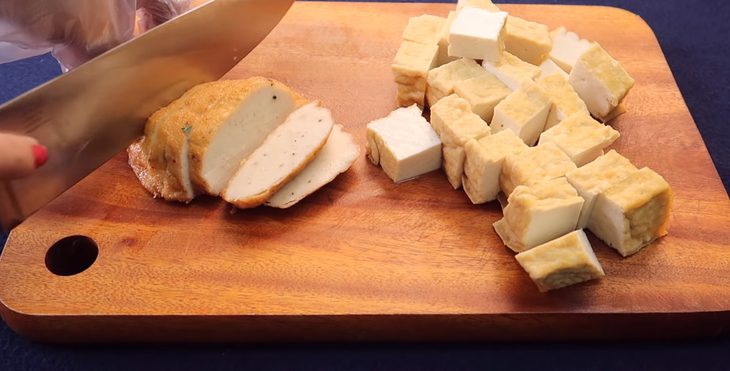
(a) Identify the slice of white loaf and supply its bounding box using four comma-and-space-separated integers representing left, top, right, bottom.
128, 138, 163, 198
128, 77, 306, 201
222, 102, 334, 209
266, 124, 359, 209
188, 78, 306, 196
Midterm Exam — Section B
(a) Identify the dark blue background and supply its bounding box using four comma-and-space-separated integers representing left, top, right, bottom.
1, 1, 728, 370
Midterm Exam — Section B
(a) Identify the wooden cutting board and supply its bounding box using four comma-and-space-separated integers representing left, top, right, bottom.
1, 2, 729, 343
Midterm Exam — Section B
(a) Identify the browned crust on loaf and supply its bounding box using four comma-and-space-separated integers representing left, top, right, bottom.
144, 83, 208, 176
128, 136, 195, 203
139, 85, 210, 202
158, 123, 195, 202
142, 83, 211, 201
227, 123, 333, 209
127, 137, 162, 198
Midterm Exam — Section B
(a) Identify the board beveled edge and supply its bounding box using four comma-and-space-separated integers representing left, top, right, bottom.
2, 306, 729, 343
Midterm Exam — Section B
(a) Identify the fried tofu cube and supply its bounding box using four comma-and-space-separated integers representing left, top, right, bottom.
436, 11, 459, 66
500, 143, 577, 197
442, 146, 466, 189
566, 150, 638, 229
430, 93, 473, 137
504, 16, 552, 65
457, 0, 501, 11
402, 14, 447, 45
392, 41, 438, 85
441, 112, 491, 189
539, 59, 568, 79
589, 167, 672, 257
536, 73, 589, 129
494, 177, 584, 252
482, 51, 541, 91
396, 83, 426, 107
441, 112, 490, 146
490, 81, 552, 146
392, 41, 439, 108
569, 43, 635, 121
448, 8, 508, 63
453, 73, 511, 122
440, 109, 491, 149
515, 230, 605, 292
366, 105, 442, 182
462, 130, 528, 204
426, 58, 486, 106
538, 112, 619, 166
549, 27, 592, 73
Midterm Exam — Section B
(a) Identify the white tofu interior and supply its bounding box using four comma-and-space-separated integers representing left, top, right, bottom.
366, 105, 442, 182
549, 27, 592, 73
448, 8, 508, 62
540, 59, 568, 79
494, 177, 584, 252
436, 11, 459, 66
490, 81, 551, 146
568, 43, 635, 119
482, 52, 541, 91
566, 150, 638, 229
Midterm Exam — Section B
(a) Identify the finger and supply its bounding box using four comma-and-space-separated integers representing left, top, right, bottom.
0, 133, 47, 179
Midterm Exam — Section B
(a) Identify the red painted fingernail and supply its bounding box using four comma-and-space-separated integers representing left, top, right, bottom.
33, 144, 48, 168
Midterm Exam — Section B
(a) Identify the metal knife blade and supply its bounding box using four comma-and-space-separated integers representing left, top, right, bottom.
0, 0, 294, 231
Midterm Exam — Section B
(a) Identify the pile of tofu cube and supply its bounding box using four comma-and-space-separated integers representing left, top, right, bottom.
366, 0, 673, 292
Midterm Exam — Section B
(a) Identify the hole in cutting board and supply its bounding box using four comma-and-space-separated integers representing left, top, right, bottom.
45, 235, 99, 276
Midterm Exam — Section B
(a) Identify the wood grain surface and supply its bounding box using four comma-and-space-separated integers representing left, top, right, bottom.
1, 2, 729, 343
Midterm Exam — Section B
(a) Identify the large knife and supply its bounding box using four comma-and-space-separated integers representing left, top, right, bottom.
0, 0, 294, 231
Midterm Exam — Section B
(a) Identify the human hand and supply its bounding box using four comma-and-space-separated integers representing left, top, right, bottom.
0, 133, 47, 179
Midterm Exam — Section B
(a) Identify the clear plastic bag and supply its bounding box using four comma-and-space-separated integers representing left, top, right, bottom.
0, 0, 190, 71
